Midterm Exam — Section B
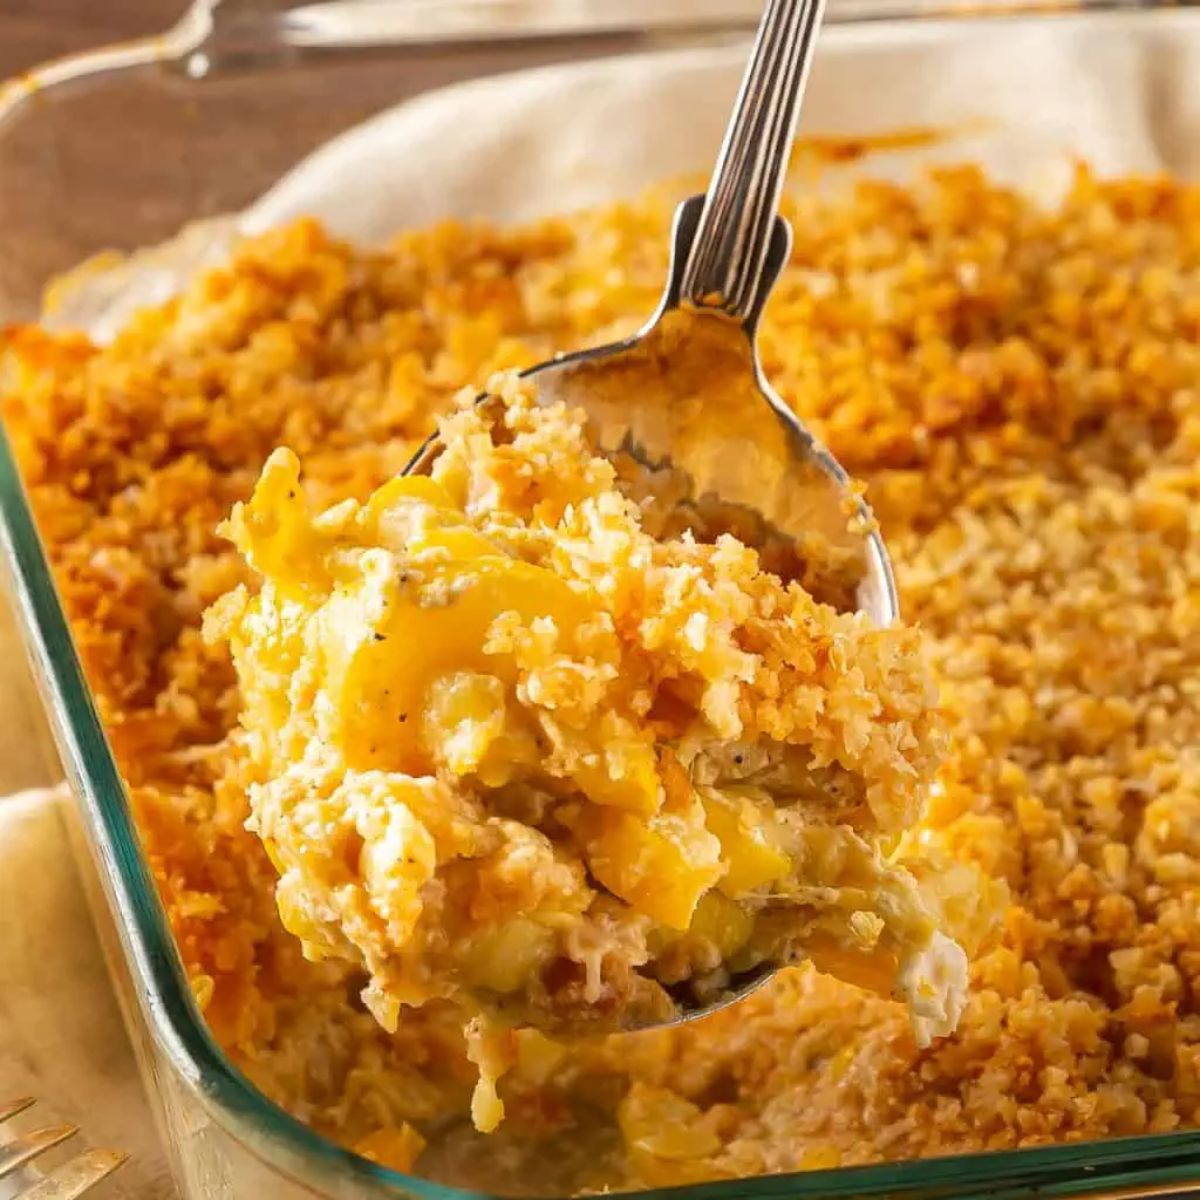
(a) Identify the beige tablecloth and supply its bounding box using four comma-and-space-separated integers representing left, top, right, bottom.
0, 602, 172, 1198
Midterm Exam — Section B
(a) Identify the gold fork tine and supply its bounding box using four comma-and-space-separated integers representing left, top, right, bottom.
0, 1097, 36, 1124
0, 1125, 77, 1180
15, 1149, 130, 1200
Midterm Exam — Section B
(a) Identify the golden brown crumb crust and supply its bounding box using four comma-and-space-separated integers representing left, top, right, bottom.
4, 164, 1200, 1184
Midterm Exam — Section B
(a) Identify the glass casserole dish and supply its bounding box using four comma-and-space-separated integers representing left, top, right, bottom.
4, 1, 1200, 1196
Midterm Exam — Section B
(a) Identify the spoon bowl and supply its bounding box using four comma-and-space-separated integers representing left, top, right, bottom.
516, 197, 896, 624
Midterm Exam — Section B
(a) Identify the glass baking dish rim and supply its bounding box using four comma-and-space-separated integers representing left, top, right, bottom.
0, 0, 1193, 120
5, 4, 1200, 1196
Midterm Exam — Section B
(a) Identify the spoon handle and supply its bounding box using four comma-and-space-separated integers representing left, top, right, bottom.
679, 0, 826, 323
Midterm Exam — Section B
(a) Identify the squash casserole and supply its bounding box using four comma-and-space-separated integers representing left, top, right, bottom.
3, 162, 1199, 1189
205, 378, 974, 1129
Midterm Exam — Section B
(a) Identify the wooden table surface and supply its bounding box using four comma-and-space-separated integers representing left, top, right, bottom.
0, 0, 186, 79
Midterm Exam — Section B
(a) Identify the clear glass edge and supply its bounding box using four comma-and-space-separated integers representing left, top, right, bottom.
0, 0, 1168, 114
4, 3, 1200, 1196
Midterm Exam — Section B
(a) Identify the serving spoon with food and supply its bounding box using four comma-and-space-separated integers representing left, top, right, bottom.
406, 0, 900, 1024
410, 0, 894, 626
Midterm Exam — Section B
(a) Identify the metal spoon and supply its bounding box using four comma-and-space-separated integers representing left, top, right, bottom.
406, 0, 899, 1025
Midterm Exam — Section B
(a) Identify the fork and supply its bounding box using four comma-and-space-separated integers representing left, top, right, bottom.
0, 1099, 127, 1199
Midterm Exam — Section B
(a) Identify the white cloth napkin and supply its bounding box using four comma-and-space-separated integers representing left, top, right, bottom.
0, 789, 174, 1198
0, 602, 172, 1196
